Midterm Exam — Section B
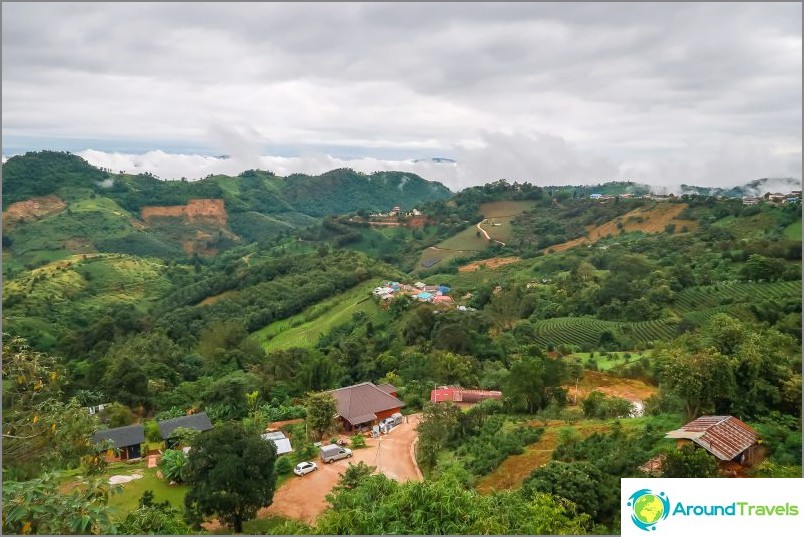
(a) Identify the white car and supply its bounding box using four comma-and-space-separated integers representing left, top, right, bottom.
294, 461, 318, 476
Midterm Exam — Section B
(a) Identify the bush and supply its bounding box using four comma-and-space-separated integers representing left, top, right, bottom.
350, 435, 367, 449
275, 456, 293, 475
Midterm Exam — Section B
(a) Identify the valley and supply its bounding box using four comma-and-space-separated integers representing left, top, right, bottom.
2, 151, 801, 535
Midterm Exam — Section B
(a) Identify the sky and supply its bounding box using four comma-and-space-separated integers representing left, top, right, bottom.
2, 2, 801, 191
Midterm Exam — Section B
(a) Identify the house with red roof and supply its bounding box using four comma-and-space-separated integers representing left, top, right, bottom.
328, 382, 405, 432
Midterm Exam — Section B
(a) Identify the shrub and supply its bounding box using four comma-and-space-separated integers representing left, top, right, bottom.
350, 435, 367, 449
275, 457, 293, 475
158, 450, 188, 483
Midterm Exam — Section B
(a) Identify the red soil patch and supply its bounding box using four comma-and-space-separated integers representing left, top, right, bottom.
475, 420, 612, 493
566, 370, 658, 403
2, 195, 67, 231
141, 199, 227, 225
459, 256, 522, 272
547, 203, 693, 254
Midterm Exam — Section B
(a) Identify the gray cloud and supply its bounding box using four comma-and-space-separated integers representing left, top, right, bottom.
3, 2, 801, 188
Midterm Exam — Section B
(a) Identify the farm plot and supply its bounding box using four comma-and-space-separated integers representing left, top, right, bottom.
673, 281, 802, 312
532, 317, 680, 348
252, 282, 388, 351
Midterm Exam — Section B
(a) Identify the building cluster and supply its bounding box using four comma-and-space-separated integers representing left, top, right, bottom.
743, 190, 801, 206
372, 280, 454, 304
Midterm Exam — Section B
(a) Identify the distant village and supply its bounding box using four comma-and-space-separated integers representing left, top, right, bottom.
588, 189, 801, 206
372, 281, 476, 312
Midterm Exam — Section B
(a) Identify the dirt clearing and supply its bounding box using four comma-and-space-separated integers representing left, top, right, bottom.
459, 256, 522, 272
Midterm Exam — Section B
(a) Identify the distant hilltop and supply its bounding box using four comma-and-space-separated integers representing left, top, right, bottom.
412, 157, 457, 164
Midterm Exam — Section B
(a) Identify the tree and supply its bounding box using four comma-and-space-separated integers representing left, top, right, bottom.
304, 392, 338, 441
2, 473, 118, 535
159, 449, 189, 483
183, 422, 278, 533
2, 336, 99, 478
522, 460, 617, 523
662, 444, 718, 478
315, 473, 590, 535
333, 461, 376, 492
416, 402, 461, 469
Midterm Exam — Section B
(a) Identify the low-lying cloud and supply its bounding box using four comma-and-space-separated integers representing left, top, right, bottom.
75, 129, 801, 193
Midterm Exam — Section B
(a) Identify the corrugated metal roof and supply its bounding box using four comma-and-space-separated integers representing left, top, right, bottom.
261, 432, 293, 455
665, 416, 758, 461
157, 411, 214, 439
92, 424, 145, 448
329, 382, 404, 425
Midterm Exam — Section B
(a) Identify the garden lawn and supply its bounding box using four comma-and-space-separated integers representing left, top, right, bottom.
107, 465, 188, 520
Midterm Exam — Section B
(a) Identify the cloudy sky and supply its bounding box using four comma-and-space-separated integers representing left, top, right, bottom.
2, 2, 801, 190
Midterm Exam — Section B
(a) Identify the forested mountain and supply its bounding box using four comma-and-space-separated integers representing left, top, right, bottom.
2, 153, 801, 535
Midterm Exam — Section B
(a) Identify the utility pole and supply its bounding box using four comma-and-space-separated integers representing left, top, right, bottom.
574, 377, 579, 404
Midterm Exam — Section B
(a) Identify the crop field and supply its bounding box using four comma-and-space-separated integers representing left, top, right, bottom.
478, 200, 537, 218
783, 218, 802, 240
545, 202, 695, 254
713, 212, 779, 239
673, 281, 801, 312
532, 316, 679, 348
253, 282, 389, 351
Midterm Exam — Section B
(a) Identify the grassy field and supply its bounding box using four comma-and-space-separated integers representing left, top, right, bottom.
252, 282, 389, 351
478, 200, 538, 218
567, 351, 647, 371
783, 218, 802, 240
713, 212, 779, 239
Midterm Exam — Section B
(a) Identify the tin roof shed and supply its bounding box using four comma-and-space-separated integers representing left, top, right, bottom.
665, 415, 758, 461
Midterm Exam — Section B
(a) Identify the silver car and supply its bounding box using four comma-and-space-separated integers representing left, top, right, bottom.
293, 461, 318, 476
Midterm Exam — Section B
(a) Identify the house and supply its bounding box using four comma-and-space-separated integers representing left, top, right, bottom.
414, 282, 426, 289
92, 424, 145, 462
416, 291, 434, 302
433, 295, 454, 305
328, 382, 405, 431
430, 386, 502, 404
590, 193, 603, 199
86, 403, 110, 415
665, 415, 761, 466
261, 431, 293, 455
423, 285, 440, 294
157, 412, 214, 448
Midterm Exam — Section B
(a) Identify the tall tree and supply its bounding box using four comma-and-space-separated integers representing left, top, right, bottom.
183, 422, 277, 533
304, 392, 338, 441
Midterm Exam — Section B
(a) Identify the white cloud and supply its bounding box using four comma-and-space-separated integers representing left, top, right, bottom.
4, 3, 801, 188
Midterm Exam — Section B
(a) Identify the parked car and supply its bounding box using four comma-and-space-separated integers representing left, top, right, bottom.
379, 413, 404, 433
294, 461, 318, 476
320, 444, 353, 463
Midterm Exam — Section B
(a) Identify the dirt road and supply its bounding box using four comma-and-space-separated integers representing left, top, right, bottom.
476, 220, 506, 246
261, 414, 421, 524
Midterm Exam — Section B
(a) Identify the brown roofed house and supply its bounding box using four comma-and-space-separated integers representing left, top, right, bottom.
665, 415, 761, 466
328, 382, 405, 431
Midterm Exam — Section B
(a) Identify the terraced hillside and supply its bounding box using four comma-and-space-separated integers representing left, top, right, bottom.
532, 317, 679, 348
530, 280, 802, 348
251, 282, 390, 351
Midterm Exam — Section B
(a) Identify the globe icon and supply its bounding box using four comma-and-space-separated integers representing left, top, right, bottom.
633, 493, 664, 525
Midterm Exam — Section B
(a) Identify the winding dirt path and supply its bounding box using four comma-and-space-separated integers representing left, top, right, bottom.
476, 220, 506, 246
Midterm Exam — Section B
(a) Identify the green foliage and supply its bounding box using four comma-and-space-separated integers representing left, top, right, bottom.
416, 402, 462, 470
118, 490, 192, 534
452, 415, 544, 476
304, 392, 338, 441
159, 449, 189, 483
1, 151, 109, 208
183, 422, 278, 533
144, 420, 163, 443
315, 473, 591, 535
2, 473, 118, 535
101, 402, 136, 428
334, 461, 376, 492
350, 434, 367, 449
2, 336, 99, 478
503, 355, 568, 413
275, 456, 293, 475
523, 460, 618, 523
581, 391, 635, 419
661, 444, 718, 478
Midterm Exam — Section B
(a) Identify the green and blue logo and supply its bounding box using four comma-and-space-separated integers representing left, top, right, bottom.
627, 489, 671, 531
